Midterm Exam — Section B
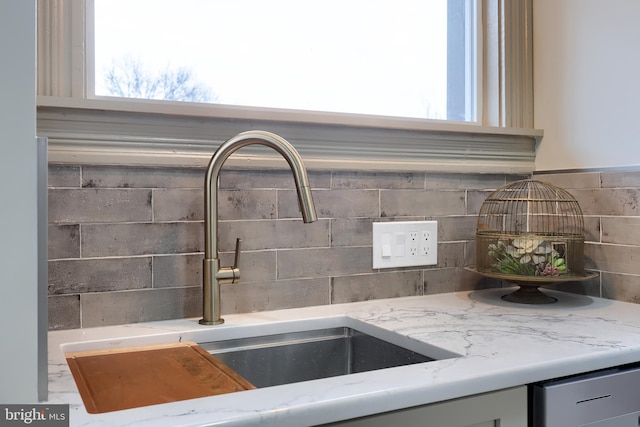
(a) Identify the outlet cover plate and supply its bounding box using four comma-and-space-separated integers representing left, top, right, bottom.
372, 221, 438, 269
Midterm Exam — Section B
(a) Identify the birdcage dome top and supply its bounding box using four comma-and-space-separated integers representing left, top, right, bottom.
477, 179, 584, 237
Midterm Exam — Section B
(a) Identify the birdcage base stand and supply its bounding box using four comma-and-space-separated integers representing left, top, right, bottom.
500, 282, 557, 304
465, 267, 599, 305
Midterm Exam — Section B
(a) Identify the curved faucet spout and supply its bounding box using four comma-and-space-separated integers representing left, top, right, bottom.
200, 130, 317, 325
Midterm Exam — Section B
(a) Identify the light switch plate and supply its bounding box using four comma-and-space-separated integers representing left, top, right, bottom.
372, 221, 438, 269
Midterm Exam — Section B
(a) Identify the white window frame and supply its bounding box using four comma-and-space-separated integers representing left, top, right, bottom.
36, 0, 540, 174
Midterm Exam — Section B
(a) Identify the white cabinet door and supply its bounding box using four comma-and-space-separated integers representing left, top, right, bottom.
322, 386, 527, 427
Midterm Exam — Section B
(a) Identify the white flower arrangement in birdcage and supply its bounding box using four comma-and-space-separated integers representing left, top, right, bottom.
487, 235, 567, 277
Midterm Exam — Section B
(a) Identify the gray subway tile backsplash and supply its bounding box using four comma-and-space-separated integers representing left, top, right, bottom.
219, 219, 330, 251
153, 188, 203, 222
80, 286, 201, 327
600, 170, 640, 189
81, 222, 203, 257
332, 271, 422, 303
601, 272, 640, 303
423, 172, 518, 191
466, 190, 496, 215
220, 169, 331, 190
222, 278, 331, 314
435, 216, 478, 242
81, 165, 203, 189
601, 216, 640, 245
48, 224, 80, 259
380, 189, 467, 217
48, 295, 80, 330
279, 188, 379, 219
49, 257, 152, 294
330, 218, 377, 247
46, 165, 640, 330
536, 172, 601, 189
276, 246, 373, 280
219, 189, 278, 220
49, 188, 152, 223
48, 165, 81, 187
570, 188, 640, 216
331, 171, 424, 190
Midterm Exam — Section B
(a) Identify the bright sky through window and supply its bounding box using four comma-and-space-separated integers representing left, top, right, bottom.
94, 0, 451, 120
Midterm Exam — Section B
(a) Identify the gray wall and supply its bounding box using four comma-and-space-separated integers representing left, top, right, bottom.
48, 165, 520, 329
0, 0, 40, 403
49, 165, 640, 331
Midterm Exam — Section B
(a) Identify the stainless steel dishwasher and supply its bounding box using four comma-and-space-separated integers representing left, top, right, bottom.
531, 364, 640, 426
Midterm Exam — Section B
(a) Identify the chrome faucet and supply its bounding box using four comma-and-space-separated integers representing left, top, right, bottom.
199, 130, 318, 325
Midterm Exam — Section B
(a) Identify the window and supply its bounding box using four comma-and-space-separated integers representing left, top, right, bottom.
37, 0, 539, 173
93, 0, 474, 122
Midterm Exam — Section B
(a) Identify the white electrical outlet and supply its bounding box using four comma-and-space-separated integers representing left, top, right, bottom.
372, 221, 438, 269
420, 230, 432, 256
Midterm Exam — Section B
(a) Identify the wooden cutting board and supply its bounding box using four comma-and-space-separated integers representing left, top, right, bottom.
65, 342, 255, 414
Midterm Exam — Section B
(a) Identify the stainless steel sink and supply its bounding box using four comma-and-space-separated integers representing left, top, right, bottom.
199, 321, 457, 388
60, 315, 460, 393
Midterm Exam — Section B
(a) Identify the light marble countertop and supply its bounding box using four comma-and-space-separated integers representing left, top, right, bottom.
47, 288, 640, 427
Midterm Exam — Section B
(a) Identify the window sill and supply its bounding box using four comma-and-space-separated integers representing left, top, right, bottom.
37, 96, 542, 173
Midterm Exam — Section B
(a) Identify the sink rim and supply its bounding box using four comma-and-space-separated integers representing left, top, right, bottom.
60, 315, 461, 362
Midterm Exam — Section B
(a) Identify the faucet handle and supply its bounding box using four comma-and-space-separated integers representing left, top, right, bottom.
233, 238, 241, 270
213, 238, 241, 285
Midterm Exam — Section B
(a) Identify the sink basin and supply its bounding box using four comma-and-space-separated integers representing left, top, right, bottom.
198, 317, 459, 388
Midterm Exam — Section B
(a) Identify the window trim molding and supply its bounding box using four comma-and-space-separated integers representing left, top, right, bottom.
36, 0, 539, 174
37, 96, 541, 173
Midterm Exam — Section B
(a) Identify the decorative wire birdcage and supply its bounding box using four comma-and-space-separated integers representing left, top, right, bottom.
472, 179, 596, 304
